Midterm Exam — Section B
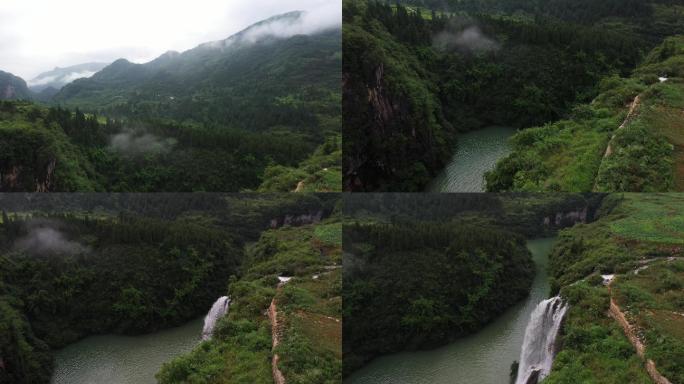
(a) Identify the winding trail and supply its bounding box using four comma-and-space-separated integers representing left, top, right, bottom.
268, 280, 288, 384
604, 94, 642, 158
605, 258, 677, 384
594, 94, 642, 191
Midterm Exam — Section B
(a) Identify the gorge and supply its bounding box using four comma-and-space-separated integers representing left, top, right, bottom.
345, 238, 556, 384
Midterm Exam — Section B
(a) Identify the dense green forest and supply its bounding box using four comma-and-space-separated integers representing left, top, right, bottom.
0, 11, 341, 192
343, 0, 684, 191
0, 100, 340, 192
544, 193, 684, 383
0, 193, 338, 384
343, 221, 534, 374
157, 213, 342, 383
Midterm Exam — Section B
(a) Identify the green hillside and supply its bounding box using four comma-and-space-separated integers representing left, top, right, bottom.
487, 36, 684, 192
157, 214, 342, 384
546, 193, 684, 383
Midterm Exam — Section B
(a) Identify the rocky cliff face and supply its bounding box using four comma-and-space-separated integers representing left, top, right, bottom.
0, 158, 56, 192
343, 62, 408, 191
542, 206, 589, 228
0, 71, 32, 100
342, 24, 456, 192
269, 210, 324, 229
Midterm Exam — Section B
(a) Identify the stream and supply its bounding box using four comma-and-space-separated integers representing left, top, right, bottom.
345, 238, 556, 384
51, 317, 203, 384
427, 126, 516, 192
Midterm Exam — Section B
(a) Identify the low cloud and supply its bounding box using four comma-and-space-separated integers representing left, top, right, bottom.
242, 5, 340, 43
108, 131, 177, 157
205, 4, 341, 49
433, 26, 500, 53
28, 70, 97, 87
15, 220, 89, 255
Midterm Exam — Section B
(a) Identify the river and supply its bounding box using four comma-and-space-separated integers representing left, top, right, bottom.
345, 238, 556, 384
427, 126, 516, 192
51, 317, 203, 384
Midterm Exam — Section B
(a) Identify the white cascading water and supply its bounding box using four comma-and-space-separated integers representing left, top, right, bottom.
201, 296, 231, 340
515, 296, 568, 384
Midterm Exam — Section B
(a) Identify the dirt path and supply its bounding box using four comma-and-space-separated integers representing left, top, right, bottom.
268, 284, 287, 384
293, 181, 305, 192
604, 94, 642, 158
606, 271, 673, 384
594, 94, 642, 191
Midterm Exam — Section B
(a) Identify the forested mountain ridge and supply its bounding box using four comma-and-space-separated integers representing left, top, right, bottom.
343, 0, 684, 191
54, 11, 341, 134
486, 36, 684, 192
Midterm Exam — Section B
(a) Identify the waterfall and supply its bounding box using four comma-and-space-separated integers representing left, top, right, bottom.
515, 296, 568, 384
201, 296, 231, 340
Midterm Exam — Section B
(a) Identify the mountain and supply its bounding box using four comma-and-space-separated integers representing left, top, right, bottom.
54, 11, 342, 134
0, 10, 341, 192
0, 70, 32, 100
28, 62, 109, 92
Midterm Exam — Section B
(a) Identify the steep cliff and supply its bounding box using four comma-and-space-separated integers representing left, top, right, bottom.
0, 71, 32, 101
342, 3, 456, 191
0, 101, 99, 192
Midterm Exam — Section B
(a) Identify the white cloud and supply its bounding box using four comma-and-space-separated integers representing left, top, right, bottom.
0, 0, 340, 79
108, 131, 177, 156
28, 70, 97, 87
15, 221, 89, 255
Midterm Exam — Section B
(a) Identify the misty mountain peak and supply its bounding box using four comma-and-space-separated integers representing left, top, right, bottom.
197, 10, 323, 51
29, 62, 109, 92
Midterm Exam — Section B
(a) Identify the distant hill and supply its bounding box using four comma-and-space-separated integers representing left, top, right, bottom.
54, 11, 342, 133
0, 70, 32, 100
28, 62, 109, 92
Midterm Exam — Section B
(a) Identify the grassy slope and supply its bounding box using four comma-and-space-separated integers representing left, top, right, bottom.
156, 219, 342, 384
258, 134, 342, 192
546, 193, 684, 382
486, 36, 684, 192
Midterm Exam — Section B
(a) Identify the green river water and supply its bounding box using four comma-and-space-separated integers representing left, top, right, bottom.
51, 317, 203, 384
427, 126, 516, 192
345, 238, 556, 384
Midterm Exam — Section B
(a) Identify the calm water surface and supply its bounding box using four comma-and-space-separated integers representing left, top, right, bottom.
427, 126, 516, 192
51, 317, 203, 384
345, 238, 556, 384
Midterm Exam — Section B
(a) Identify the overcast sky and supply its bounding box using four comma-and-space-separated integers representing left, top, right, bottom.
0, 0, 340, 80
